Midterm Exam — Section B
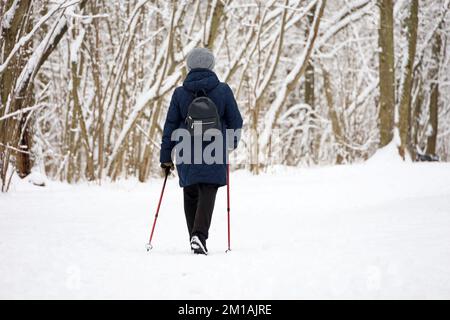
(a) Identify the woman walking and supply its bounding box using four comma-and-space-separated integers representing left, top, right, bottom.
160, 48, 243, 255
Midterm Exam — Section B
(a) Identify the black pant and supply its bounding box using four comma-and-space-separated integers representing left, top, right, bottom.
183, 183, 219, 240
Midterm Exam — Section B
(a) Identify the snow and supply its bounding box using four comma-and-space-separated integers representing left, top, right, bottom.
1, 0, 19, 30
316, 0, 372, 50
14, 13, 68, 93
1, 159, 450, 299
70, 28, 85, 63
0, 1, 70, 74
366, 139, 405, 165
26, 172, 47, 187
258, 1, 325, 159
106, 71, 181, 172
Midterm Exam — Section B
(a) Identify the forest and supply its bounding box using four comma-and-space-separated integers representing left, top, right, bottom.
1, 0, 449, 191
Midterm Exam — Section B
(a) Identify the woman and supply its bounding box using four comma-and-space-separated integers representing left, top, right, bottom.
160, 48, 243, 255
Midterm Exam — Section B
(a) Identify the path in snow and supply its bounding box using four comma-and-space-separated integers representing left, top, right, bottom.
1, 161, 450, 299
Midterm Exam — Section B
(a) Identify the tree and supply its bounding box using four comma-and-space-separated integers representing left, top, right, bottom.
377, 0, 395, 148
1, 0, 449, 191
1, 0, 33, 189
398, 0, 419, 159
0, 0, 87, 190
426, 27, 442, 156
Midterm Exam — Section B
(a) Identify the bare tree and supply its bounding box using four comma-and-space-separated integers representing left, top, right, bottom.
398, 0, 419, 159
377, 0, 395, 148
426, 27, 442, 156
1, 0, 449, 191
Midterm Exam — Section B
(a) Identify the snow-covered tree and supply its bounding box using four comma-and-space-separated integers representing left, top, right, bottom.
1, 0, 449, 191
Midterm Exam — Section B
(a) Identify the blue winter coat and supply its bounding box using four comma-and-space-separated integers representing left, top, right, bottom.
160, 68, 243, 188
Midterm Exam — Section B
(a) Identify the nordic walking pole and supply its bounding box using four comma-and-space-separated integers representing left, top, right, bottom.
226, 162, 231, 253
146, 167, 170, 252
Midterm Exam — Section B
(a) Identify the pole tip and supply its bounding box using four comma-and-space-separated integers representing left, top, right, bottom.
145, 243, 153, 251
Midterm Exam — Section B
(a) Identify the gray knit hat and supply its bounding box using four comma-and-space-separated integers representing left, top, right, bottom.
186, 47, 215, 71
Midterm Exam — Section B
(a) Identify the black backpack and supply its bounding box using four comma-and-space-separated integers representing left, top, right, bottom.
185, 89, 221, 136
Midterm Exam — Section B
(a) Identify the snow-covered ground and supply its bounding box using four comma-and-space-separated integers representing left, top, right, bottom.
1, 156, 450, 299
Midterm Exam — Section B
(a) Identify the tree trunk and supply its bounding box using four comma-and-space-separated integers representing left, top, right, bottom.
377, 0, 395, 147
304, 5, 315, 111
304, 5, 319, 163
322, 65, 344, 164
0, 0, 32, 184
426, 28, 441, 156
14, 3, 34, 178
398, 0, 418, 159
412, 78, 423, 155
1, 0, 87, 188
205, 0, 224, 49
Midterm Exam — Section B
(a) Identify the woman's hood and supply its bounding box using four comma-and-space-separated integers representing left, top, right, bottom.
183, 68, 220, 93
